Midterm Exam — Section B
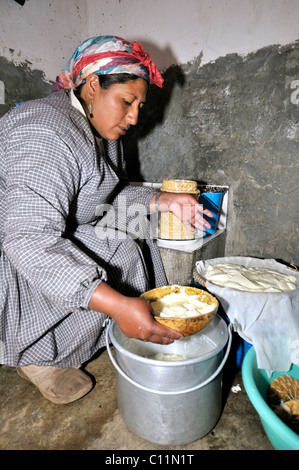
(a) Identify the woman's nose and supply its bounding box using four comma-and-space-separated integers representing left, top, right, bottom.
127, 106, 139, 126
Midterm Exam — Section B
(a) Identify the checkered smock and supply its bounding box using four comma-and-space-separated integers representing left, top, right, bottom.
0, 90, 167, 367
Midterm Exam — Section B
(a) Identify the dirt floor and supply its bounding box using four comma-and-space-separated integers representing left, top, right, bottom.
0, 335, 274, 452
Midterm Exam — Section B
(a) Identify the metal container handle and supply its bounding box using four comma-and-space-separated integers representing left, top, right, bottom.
105, 320, 232, 396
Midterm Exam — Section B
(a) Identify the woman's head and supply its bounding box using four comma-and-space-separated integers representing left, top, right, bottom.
53, 35, 163, 140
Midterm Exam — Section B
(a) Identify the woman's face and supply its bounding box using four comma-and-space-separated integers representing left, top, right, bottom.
88, 76, 148, 140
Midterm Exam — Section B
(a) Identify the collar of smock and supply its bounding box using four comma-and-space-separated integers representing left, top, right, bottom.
70, 88, 86, 118
70, 89, 103, 148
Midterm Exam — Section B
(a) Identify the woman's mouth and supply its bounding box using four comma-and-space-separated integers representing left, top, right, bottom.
119, 126, 128, 135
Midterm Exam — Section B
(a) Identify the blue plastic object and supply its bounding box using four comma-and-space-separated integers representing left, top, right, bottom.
236, 338, 252, 369
198, 191, 225, 235
242, 347, 299, 450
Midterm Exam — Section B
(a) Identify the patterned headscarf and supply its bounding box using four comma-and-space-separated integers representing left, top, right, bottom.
53, 35, 163, 91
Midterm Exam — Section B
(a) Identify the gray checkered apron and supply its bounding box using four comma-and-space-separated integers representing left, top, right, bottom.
0, 90, 166, 367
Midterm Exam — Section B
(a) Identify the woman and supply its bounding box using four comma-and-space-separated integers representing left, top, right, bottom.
0, 36, 212, 404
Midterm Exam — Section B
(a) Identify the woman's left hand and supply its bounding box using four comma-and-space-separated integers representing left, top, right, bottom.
152, 192, 213, 232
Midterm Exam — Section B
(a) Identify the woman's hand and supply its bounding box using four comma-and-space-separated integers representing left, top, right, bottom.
113, 296, 182, 344
150, 192, 213, 232
89, 282, 182, 344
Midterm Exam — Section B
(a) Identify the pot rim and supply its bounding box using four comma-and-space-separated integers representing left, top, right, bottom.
109, 315, 229, 368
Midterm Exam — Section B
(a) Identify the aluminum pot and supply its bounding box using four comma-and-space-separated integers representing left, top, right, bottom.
105, 315, 232, 445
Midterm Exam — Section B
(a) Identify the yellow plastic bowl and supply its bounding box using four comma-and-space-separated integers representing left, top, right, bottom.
140, 285, 219, 336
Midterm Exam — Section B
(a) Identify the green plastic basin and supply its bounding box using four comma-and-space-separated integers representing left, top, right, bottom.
242, 346, 299, 450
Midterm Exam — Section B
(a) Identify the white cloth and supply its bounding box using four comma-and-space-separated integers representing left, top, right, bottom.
196, 256, 299, 375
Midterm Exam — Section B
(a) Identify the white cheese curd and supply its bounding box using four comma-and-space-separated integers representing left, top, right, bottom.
147, 353, 188, 361
205, 263, 297, 292
151, 291, 215, 318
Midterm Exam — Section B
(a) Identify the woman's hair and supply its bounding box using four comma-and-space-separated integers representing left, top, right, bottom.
75, 73, 141, 96
98, 73, 140, 89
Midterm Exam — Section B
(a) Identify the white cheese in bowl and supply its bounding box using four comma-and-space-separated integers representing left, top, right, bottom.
151, 291, 215, 318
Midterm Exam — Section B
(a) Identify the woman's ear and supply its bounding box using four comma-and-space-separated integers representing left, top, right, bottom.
86, 74, 99, 96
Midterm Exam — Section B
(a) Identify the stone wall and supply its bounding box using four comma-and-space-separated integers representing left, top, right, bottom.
1, 41, 298, 266
124, 42, 299, 266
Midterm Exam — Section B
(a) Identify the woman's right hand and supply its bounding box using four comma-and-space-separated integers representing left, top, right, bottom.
88, 282, 182, 344
112, 296, 182, 344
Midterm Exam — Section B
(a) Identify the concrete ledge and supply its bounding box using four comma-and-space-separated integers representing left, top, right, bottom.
158, 230, 226, 285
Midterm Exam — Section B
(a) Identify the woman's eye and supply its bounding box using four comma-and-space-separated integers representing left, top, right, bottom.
123, 99, 132, 106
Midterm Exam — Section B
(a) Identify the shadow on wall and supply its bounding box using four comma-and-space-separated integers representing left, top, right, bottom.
123, 63, 186, 181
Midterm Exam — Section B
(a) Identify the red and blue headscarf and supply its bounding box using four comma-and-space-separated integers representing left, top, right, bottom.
53, 35, 163, 91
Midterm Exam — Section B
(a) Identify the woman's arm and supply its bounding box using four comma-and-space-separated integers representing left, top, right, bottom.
3, 125, 105, 310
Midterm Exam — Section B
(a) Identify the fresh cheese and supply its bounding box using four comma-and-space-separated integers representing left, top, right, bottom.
205, 263, 297, 292
147, 353, 188, 361
151, 291, 215, 318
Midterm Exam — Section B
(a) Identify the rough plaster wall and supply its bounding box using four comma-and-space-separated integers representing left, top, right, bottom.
0, 0, 88, 82
2, 0, 299, 80
124, 42, 299, 265
0, 37, 298, 266
0, 57, 52, 115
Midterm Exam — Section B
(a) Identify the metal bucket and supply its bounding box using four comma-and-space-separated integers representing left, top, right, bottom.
105, 315, 232, 445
